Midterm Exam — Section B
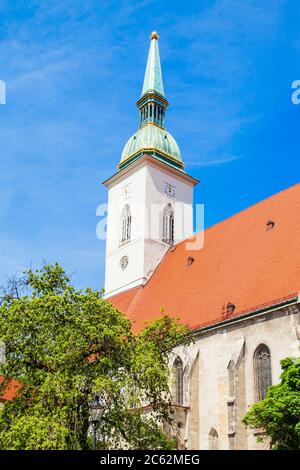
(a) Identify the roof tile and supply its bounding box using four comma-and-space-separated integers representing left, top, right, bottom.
109, 184, 300, 332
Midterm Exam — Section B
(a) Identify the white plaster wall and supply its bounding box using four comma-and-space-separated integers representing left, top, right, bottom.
143, 239, 169, 279
104, 164, 147, 296
145, 164, 194, 242
104, 160, 195, 297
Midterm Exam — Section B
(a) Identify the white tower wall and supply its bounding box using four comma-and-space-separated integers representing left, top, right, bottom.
103, 156, 196, 298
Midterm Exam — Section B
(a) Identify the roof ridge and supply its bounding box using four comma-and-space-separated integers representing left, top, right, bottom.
190, 292, 299, 331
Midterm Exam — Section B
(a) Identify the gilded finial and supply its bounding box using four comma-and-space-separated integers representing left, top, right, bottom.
151, 31, 159, 40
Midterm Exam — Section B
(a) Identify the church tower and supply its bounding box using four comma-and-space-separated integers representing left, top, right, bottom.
103, 32, 198, 298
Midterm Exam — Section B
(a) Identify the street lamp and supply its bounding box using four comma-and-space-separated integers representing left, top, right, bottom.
90, 393, 104, 450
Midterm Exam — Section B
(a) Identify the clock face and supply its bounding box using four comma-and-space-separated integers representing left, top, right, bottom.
122, 183, 131, 200
120, 255, 129, 271
164, 182, 176, 199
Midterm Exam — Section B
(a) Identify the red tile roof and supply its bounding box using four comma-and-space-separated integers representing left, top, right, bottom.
109, 184, 300, 332
108, 286, 140, 313
0, 376, 21, 402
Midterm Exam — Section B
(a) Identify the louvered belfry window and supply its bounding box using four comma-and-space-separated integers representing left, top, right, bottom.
254, 344, 272, 401
163, 203, 174, 245
120, 204, 131, 245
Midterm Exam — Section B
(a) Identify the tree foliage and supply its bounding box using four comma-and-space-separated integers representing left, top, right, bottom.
243, 355, 300, 450
0, 263, 189, 450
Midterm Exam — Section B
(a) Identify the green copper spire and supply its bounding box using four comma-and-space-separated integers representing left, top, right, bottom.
141, 31, 165, 98
137, 32, 169, 130
118, 32, 184, 172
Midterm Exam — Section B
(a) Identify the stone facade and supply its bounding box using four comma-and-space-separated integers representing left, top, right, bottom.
171, 302, 300, 450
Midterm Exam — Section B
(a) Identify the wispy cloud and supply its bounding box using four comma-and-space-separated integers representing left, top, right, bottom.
0, 0, 298, 288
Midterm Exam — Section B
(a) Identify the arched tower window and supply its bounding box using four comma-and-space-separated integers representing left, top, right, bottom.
163, 203, 174, 245
254, 344, 272, 401
120, 204, 131, 245
208, 428, 218, 450
173, 356, 184, 405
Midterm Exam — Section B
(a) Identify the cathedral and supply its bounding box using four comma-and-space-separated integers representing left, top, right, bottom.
0, 32, 299, 451
103, 32, 300, 450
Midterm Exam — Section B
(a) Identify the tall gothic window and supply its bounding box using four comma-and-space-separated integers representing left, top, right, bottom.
173, 356, 184, 405
254, 344, 272, 401
163, 203, 174, 244
120, 204, 131, 245
208, 428, 218, 450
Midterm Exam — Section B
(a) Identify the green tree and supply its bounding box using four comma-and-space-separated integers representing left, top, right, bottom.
243, 356, 300, 450
0, 263, 189, 450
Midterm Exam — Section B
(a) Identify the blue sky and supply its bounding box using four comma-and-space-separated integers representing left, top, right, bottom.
0, 0, 299, 290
